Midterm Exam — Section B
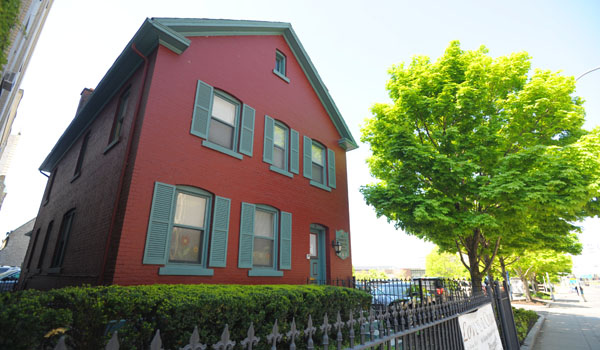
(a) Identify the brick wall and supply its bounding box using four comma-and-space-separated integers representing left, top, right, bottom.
112, 35, 352, 286
21, 53, 154, 290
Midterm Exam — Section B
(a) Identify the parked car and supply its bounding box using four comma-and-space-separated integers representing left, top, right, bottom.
0, 267, 20, 292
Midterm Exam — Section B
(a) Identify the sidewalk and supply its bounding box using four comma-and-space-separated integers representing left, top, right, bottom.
514, 286, 600, 350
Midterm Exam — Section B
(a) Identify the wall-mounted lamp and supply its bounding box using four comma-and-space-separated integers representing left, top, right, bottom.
331, 240, 342, 254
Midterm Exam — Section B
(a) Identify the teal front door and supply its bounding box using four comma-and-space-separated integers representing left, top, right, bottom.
309, 227, 326, 284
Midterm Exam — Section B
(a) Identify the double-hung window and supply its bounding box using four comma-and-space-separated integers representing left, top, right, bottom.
191, 80, 256, 160
50, 210, 75, 269
303, 137, 337, 191
238, 203, 292, 276
273, 50, 289, 83
143, 182, 231, 276
106, 87, 130, 150
263, 116, 299, 177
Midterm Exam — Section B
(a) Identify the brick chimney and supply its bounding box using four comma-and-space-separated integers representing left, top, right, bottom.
75, 88, 94, 115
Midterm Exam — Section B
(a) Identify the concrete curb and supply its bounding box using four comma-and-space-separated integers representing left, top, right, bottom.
520, 313, 545, 350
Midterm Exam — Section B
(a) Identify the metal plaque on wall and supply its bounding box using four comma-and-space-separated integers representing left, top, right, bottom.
335, 230, 349, 260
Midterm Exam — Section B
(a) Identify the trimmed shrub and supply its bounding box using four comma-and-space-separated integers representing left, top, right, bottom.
0, 284, 371, 349
0, 0, 22, 68
512, 307, 539, 344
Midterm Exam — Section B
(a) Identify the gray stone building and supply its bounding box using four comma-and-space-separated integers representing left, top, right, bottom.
0, 218, 35, 267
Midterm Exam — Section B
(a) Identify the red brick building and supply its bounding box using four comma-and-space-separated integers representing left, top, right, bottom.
20, 18, 357, 290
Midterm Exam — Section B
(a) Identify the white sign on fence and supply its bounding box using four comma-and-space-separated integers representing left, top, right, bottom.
458, 303, 503, 350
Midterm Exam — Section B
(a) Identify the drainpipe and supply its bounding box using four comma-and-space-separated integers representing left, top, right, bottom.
98, 43, 149, 285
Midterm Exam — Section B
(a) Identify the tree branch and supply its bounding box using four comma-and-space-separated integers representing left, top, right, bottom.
481, 236, 502, 275
456, 240, 471, 270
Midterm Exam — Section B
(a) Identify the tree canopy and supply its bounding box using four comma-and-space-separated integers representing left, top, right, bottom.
425, 246, 469, 279
361, 41, 600, 291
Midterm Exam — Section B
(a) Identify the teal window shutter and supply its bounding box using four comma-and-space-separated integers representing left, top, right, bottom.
290, 129, 299, 174
279, 211, 292, 270
263, 115, 274, 164
303, 136, 312, 179
143, 182, 175, 264
239, 105, 255, 156
327, 148, 336, 189
209, 196, 231, 267
191, 80, 213, 138
238, 202, 255, 268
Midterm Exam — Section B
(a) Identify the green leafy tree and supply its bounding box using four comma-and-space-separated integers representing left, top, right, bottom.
353, 268, 388, 280
361, 41, 600, 292
509, 250, 572, 301
0, 0, 22, 69
425, 246, 469, 278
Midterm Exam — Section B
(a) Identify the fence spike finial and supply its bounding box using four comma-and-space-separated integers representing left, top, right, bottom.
181, 326, 207, 350
241, 322, 260, 350
304, 315, 316, 350
213, 324, 235, 350
266, 320, 282, 350
106, 331, 119, 350
150, 329, 164, 350
54, 336, 68, 350
286, 318, 300, 350
320, 313, 331, 349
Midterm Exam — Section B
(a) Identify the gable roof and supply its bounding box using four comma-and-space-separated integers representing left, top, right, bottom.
39, 18, 357, 172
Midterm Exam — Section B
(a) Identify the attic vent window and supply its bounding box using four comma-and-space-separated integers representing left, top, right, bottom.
273, 51, 290, 83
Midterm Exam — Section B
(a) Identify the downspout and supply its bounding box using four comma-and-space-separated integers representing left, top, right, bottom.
98, 43, 149, 285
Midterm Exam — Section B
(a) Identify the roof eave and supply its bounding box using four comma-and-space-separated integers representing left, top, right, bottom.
39, 19, 191, 172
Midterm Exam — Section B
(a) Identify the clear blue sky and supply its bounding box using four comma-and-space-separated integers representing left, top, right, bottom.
1, 0, 599, 272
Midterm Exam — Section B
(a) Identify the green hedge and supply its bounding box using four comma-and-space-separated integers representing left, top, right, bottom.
512, 307, 539, 344
0, 0, 22, 68
0, 284, 371, 350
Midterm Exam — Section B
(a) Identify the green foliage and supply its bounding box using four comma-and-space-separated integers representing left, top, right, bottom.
512, 307, 539, 344
361, 40, 600, 288
0, 0, 22, 68
0, 284, 371, 350
425, 246, 469, 278
353, 268, 388, 279
532, 291, 551, 300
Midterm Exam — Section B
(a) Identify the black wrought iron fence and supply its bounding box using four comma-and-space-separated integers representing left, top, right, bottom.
51, 293, 493, 350
310, 277, 472, 306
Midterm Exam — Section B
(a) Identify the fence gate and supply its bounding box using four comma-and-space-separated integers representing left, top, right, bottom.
490, 280, 521, 350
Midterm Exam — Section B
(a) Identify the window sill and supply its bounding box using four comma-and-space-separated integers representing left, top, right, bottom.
103, 139, 120, 154
159, 265, 214, 276
309, 181, 331, 192
273, 69, 290, 83
70, 172, 81, 183
202, 140, 243, 160
47, 267, 61, 274
249, 269, 284, 277
269, 166, 293, 178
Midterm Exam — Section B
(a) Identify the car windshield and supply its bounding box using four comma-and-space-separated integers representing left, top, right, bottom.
0, 267, 9, 274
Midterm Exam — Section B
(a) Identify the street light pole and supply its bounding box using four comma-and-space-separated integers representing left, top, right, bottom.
576, 66, 600, 81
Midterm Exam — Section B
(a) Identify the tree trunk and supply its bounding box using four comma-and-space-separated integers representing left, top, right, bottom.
521, 275, 532, 302
468, 249, 484, 295
500, 256, 507, 282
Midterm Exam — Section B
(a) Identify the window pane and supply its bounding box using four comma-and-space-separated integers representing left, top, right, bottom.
273, 147, 285, 169
169, 227, 203, 263
209, 119, 235, 149
310, 233, 317, 257
312, 144, 324, 165
274, 125, 286, 147
174, 193, 207, 228
212, 95, 236, 125
312, 164, 324, 184
253, 237, 274, 267
254, 210, 274, 238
